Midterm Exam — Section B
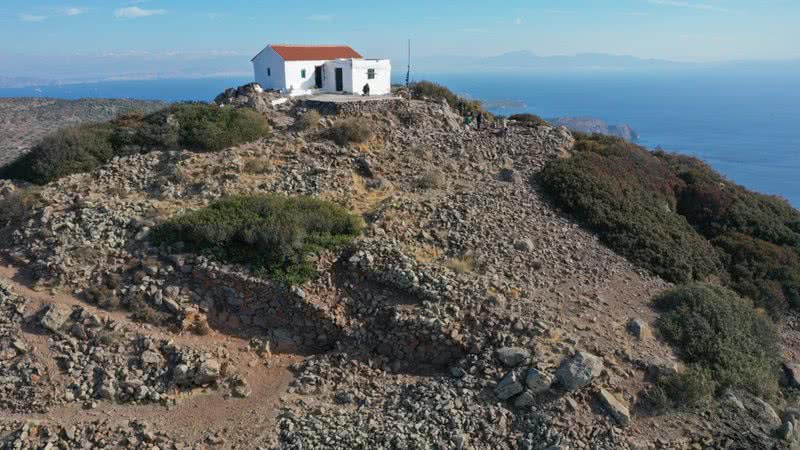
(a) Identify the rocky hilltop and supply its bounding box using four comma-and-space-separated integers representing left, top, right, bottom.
0, 85, 792, 450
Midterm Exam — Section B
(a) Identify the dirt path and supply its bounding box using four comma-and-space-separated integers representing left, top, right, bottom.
0, 262, 299, 448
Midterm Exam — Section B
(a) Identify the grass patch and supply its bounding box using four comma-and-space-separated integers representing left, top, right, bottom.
1, 103, 271, 184
151, 194, 362, 284
654, 283, 781, 400
297, 110, 322, 131
444, 255, 475, 274
328, 118, 372, 146
540, 133, 800, 316
416, 170, 446, 190
243, 157, 273, 175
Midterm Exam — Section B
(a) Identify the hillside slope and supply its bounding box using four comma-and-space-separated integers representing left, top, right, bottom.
0, 88, 791, 449
0, 97, 166, 166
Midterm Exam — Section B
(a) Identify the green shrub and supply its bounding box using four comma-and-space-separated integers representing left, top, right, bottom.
540, 135, 721, 283
2, 123, 114, 184
509, 113, 548, 127
168, 103, 270, 152
151, 194, 362, 284
1, 103, 271, 184
540, 133, 800, 316
409, 81, 486, 117
328, 118, 372, 146
654, 283, 781, 399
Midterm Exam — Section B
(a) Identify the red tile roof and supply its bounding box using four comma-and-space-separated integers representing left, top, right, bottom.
266, 45, 363, 61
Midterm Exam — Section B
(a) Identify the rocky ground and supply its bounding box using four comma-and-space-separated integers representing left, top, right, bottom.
0, 98, 166, 166
0, 87, 793, 449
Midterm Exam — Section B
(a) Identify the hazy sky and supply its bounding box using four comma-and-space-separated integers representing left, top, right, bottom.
1, 0, 798, 80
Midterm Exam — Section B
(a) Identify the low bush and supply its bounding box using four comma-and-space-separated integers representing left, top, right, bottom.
1, 103, 271, 184
0, 188, 41, 225
646, 368, 715, 411
409, 81, 485, 117
151, 194, 362, 284
328, 118, 372, 145
653, 283, 781, 399
509, 113, 549, 127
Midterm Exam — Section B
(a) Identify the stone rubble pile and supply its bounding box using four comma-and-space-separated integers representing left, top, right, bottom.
0, 284, 53, 413
0, 419, 190, 450
40, 304, 226, 406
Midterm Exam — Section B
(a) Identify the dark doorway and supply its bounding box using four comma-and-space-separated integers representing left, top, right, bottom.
335, 68, 344, 92
314, 66, 323, 89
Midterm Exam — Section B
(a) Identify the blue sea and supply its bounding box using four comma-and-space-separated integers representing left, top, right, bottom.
1, 70, 798, 207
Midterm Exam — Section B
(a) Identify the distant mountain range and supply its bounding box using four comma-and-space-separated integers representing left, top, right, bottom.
420, 51, 687, 70
1, 50, 799, 88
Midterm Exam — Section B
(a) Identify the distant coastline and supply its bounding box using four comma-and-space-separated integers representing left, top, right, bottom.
0, 71, 797, 207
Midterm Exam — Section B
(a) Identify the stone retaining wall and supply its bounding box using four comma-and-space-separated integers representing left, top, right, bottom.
303, 98, 405, 115
190, 266, 343, 354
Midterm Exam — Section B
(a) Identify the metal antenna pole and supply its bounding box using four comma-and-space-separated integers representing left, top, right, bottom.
405, 39, 411, 87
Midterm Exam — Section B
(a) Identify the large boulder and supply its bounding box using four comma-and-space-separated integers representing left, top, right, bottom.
496, 347, 530, 367
195, 358, 221, 385
555, 351, 604, 390
40, 305, 72, 333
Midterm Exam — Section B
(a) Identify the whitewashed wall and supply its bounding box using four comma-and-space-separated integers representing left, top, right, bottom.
351, 59, 391, 95
283, 60, 328, 95
252, 48, 285, 91
327, 60, 355, 93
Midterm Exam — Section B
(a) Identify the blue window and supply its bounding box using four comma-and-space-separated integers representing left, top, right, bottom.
301, 69, 307, 78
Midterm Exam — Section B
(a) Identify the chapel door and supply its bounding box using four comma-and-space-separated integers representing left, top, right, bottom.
335, 68, 344, 92
315, 66, 323, 89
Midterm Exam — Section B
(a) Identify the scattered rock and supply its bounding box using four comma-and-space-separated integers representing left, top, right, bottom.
555, 352, 604, 390
525, 368, 553, 394
627, 318, 651, 339
597, 389, 630, 426
495, 371, 524, 400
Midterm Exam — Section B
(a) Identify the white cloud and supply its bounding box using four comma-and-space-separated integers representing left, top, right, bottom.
65, 7, 86, 16
305, 14, 333, 21
20, 13, 47, 22
647, 0, 730, 13
114, 6, 165, 19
